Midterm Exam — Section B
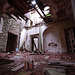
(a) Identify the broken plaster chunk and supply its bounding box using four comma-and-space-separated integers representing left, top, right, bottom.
45, 56, 49, 59
41, 61, 46, 64
7, 52, 11, 54
34, 62, 40, 66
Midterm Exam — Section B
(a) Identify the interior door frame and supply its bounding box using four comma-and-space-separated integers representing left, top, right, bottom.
30, 34, 39, 52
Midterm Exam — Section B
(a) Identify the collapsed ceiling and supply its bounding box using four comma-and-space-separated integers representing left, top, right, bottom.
0, 0, 73, 23
2, 0, 52, 22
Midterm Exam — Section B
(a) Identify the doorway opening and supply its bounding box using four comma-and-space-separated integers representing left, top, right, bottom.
65, 28, 75, 53
6, 32, 17, 52
31, 34, 39, 52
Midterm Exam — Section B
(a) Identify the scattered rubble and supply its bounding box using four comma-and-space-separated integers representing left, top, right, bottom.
0, 51, 75, 75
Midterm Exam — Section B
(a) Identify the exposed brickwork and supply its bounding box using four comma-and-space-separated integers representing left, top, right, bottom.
0, 15, 22, 52
0, 33, 8, 52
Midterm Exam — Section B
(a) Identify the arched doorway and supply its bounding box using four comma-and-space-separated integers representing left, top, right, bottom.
43, 26, 61, 53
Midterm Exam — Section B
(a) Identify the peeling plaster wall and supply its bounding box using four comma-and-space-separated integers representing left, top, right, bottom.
25, 17, 75, 53
19, 28, 27, 49
25, 25, 47, 50
26, 27, 39, 50
41, 0, 73, 21
44, 26, 62, 53
43, 17, 75, 53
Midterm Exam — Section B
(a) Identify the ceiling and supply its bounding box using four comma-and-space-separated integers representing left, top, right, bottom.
0, 0, 73, 23
2, 0, 47, 21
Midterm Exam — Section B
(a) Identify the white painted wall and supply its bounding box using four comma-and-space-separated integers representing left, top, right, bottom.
19, 28, 27, 49
26, 27, 39, 50
25, 25, 47, 50
34, 38, 38, 51
43, 19, 75, 53
19, 17, 74, 53
25, 23, 67, 53
43, 26, 62, 53
19, 5, 74, 53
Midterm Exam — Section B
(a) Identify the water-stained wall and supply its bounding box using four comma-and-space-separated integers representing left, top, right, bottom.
43, 17, 75, 53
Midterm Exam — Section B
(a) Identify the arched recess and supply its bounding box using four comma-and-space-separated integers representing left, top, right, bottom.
43, 26, 62, 53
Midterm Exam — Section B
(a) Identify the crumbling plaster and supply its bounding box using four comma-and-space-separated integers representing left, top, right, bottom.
25, 25, 47, 50
41, 0, 73, 21
0, 0, 74, 53
23, 16, 75, 54
43, 17, 75, 53
21, 0, 74, 52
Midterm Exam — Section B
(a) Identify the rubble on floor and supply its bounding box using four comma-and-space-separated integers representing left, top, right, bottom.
0, 51, 75, 75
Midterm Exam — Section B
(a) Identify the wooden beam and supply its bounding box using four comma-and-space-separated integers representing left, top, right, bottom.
36, 0, 44, 10
13, 13, 21, 20
11, 63, 24, 71
7, 0, 27, 20
6, 13, 17, 21
16, 12, 26, 20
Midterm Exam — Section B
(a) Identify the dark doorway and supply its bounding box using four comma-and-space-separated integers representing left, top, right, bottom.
31, 34, 39, 52
65, 28, 75, 53
6, 32, 17, 52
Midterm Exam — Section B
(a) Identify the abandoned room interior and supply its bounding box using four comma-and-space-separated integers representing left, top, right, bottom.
0, 0, 75, 75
